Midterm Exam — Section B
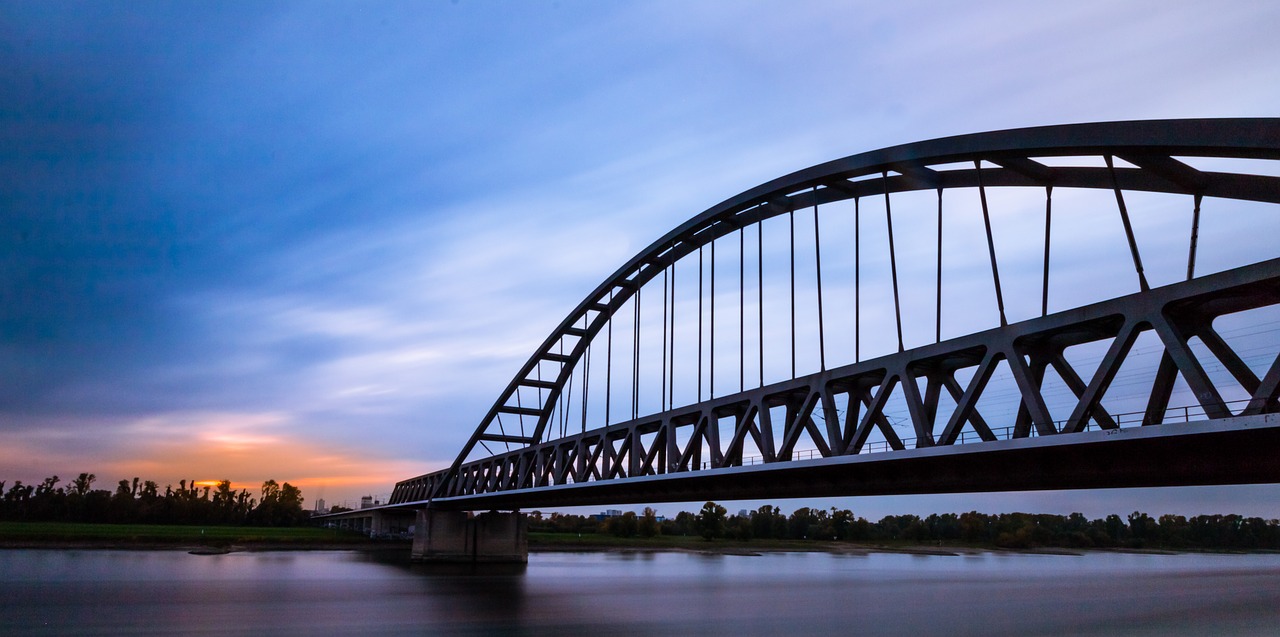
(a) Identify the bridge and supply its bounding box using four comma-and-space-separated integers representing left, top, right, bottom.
333, 119, 1280, 560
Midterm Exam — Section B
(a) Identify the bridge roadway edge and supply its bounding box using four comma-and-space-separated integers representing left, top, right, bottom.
404, 414, 1280, 511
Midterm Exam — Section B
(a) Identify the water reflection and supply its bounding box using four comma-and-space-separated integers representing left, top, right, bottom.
2, 549, 1279, 636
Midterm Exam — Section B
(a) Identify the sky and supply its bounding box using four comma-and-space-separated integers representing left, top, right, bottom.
2, 1, 1279, 517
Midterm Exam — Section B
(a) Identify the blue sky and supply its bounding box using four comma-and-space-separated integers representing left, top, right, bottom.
3, 1, 1279, 516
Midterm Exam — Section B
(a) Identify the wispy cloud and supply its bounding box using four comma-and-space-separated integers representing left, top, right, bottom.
2, 1, 1278, 507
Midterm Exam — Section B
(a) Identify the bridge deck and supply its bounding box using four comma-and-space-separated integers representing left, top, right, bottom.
400, 414, 1280, 510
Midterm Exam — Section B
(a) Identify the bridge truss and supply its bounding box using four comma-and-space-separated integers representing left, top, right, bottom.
391, 118, 1280, 509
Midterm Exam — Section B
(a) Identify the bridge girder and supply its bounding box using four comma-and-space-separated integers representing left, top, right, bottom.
406, 416, 1280, 511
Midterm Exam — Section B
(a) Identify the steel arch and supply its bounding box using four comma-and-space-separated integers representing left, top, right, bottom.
402, 118, 1280, 505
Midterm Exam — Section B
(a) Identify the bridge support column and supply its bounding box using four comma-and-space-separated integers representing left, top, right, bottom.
411, 509, 528, 563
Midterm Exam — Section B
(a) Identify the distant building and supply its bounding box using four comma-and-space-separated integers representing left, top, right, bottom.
314, 498, 326, 513
592, 508, 665, 522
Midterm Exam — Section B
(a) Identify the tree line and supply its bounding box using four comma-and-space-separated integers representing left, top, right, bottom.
0, 474, 308, 526
529, 502, 1280, 550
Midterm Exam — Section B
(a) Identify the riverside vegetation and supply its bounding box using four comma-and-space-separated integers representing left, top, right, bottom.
530, 502, 1280, 552
5, 473, 1279, 552
0, 473, 373, 547
0, 474, 310, 526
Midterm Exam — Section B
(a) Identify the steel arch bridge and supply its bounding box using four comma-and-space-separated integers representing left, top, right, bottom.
392, 118, 1280, 511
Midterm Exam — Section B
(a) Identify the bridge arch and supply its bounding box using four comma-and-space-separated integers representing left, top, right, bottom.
393, 118, 1280, 506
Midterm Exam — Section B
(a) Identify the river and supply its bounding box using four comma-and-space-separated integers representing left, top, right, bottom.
2, 548, 1279, 635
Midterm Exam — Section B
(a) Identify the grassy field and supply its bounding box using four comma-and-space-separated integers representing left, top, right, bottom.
0, 522, 376, 546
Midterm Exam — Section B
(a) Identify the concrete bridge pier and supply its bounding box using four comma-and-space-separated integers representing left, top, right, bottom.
411, 509, 528, 563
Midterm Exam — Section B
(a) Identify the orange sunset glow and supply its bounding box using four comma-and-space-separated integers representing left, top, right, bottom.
0, 411, 440, 508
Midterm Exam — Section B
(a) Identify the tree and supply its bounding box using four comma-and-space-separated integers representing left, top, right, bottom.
831, 508, 856, 540
751, 505, 785, 539
35, 476, 61, 497
726, 514, 753, 541
672, 511, 697, 536
1104, 514, 1128, 544
69, 473, 96, 497
638, 507, 659, 538
1157, 514, 1189, 548
279, 482, 303, 511
260, 480, 280, 504
959, 511, 990, 543
605, 511, 639, 537
789, 507, 818, 539
697, 501, 727, 540
32, 476, 65, 520
1128, 511, 1156, 547
250, 479, 305, 526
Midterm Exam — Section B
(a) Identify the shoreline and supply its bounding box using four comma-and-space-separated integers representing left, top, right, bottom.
530, 543, 1280, 558
2, 537, 1271, 558
525, 541, 1179, 557
0, 539, 406, 552
2, 522, 1274, 557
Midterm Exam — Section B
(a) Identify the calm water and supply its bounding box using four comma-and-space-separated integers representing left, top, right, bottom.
2, 548, 1279, 636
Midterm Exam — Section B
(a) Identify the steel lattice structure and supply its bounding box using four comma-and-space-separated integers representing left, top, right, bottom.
391, 118, 1280, 509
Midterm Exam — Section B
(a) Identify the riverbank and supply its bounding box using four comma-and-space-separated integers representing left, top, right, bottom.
3, 523, 1270, 556
531, 539, 963, 556
524, 532, 1279, 557
0, 521, 389, 551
